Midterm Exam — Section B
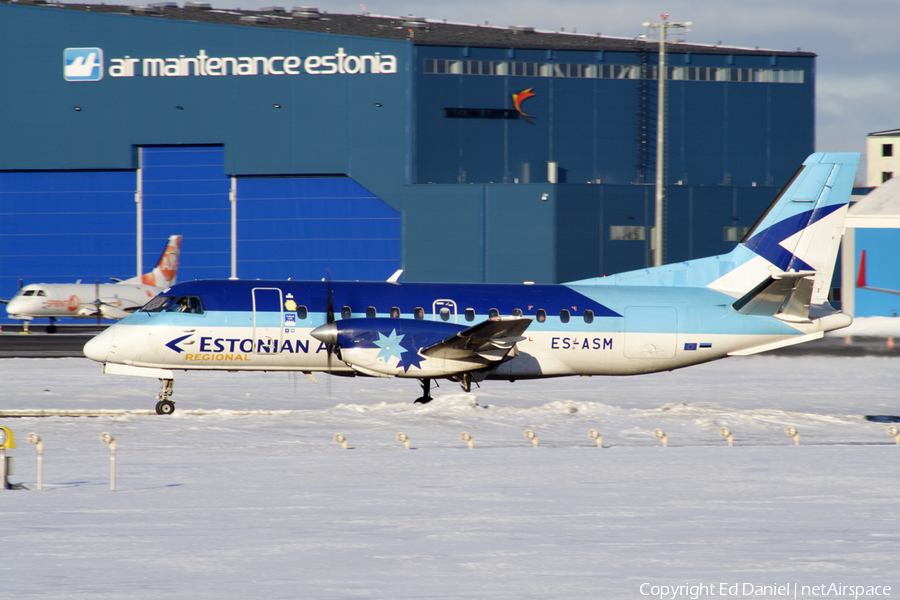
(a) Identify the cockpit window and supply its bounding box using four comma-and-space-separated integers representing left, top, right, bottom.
142, 295, 175, 312
22, 290, 35, 297
167, 296, 204, 314
37, 290, 47, 297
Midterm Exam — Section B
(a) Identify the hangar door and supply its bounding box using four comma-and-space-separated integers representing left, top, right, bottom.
0, 169, 136, 321
140, 146, 232, 281
140, 146, 401, 283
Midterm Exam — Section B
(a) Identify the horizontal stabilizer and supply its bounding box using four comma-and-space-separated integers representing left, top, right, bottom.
420, 317, 532, 362
732, 271, 814, 320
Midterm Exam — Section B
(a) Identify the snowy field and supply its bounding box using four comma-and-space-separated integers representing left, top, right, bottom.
2, 355, 899, 599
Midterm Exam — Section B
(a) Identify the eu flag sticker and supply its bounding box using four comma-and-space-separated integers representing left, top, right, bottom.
684, 343, 698, 351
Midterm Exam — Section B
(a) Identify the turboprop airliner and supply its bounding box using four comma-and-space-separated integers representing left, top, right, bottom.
84, 153, 857, 415
5, 235, 182, 331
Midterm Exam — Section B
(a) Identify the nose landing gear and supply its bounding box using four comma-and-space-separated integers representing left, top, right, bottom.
414, 378, 433, 404
155, 378, 175, 415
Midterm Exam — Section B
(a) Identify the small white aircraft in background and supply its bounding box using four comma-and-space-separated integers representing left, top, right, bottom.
4, 235, 182, 332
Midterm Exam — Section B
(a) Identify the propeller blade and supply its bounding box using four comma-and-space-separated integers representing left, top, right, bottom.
95, 280, 102, 325
325, 270, 335, 325
325, 270, 335, 395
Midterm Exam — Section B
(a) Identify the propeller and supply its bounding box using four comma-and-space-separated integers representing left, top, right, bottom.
94, 280, 102, 324
325, 271, 336, 396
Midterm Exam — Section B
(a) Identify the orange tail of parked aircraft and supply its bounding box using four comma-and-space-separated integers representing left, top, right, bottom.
124, 235, 182, 288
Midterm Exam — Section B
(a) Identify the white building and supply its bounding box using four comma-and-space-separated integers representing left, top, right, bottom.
867, 129, 900, 186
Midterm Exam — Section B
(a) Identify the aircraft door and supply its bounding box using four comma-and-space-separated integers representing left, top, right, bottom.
623, 306, 677, 359
432, 299, 457, 323
252, 287, 284, 354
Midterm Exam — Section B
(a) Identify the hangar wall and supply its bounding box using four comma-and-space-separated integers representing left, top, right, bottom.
852, 229, 900, 317
0, 3, 820, 323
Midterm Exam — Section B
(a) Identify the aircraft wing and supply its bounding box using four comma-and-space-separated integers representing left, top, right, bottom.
420, 317, 532, 362
858, 286, 900, 297
855, 250, 900, 296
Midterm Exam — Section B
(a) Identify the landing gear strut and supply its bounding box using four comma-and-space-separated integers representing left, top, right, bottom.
155, 378, 175, 415
414, 378, 433, 404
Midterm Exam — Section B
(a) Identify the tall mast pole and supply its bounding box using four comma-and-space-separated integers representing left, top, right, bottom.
642, 15, 691, 267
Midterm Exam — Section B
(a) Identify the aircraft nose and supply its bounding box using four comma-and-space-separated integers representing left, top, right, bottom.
83, 325, 115, 363
6, 298, 23, 317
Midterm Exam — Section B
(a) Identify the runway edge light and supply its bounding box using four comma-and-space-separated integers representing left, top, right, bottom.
719, 427, 733, 447
588, 429, 602, 448
653, 428, 668, 447
524, 429, 538, 448
27, 433, 43, 491
460, 431, 473, 449
100, 432, 116, 491
785, 426, 800, 446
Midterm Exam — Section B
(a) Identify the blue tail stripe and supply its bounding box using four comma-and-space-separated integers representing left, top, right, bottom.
743, 203, 843, 271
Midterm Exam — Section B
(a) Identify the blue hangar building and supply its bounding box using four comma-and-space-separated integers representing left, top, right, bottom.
0, 2, 817, 324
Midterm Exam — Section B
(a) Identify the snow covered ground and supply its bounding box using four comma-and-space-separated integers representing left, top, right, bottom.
2, 355, 899, 599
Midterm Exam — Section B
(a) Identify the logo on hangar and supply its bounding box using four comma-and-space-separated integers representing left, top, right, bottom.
443, 89, 537, 123
64, 48, 104, 81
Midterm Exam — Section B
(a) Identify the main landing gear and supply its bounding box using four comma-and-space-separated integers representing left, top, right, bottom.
414, 378, 434, 404
155, 378, 175, 415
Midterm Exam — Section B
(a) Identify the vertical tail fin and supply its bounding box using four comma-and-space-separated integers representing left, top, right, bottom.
123, 235, 182, 287
709, 152, 859, 303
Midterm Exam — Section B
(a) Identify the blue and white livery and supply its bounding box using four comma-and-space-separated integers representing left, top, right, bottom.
84, 153, 858, 414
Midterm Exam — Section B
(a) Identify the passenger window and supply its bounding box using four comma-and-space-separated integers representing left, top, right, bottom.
583, 309, 594, 324
440, 307, 451, 321
341, 306, 352, 320
465, 308, 475, 322
512, 308, 523, 317
488, 308, 499, 319
297, 305, 308, 320
536, 309, 547, 323
390, 306, 400, 318
414, 307, 425, 320
366, 306, 377, 318
559, 309, 570, 323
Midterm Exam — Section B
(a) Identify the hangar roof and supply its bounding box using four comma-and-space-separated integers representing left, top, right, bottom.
868, 129, 900, 137
847, 176, 900, 229
4, 0, 815, 57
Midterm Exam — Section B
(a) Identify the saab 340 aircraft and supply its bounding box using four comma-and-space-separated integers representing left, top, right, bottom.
6, 235, 182, 331
85, 154, 856, 415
